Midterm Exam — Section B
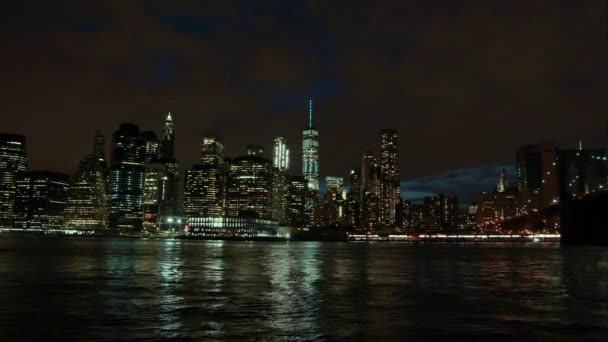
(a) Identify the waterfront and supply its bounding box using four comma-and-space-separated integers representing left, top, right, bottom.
0, 237, 607, 341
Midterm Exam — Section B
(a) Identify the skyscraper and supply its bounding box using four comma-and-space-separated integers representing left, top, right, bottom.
302, 99, 319, 223
517, 143, 558, 208
225, 155, 273, 219
160, 112, 175, 160
361, 151, 381, 228
380, 129, 400, 225
271, 137, 290, 224
287, 175, 307, 227
109, 123, 146, 230
273, 137, 290, 171
184, 164, 225, 221
201, 137, 224, 167
0, 134, 28, 227
142, 162, 168, 231
142, 130, 161, 162
423, 194, 458, 231
346, 168, 362, 226
64, 154, 108, 230
14, 171, 69, 230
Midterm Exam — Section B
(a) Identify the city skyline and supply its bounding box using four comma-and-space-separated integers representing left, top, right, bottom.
1, 1, 604, 186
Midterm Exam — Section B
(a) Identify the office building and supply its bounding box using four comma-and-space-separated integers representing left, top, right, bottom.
184, 164, 224, 221
273, 137, 290, 171
0, 134, 28, 227
287, 175, 307, 227
225, 155, 273, 219
380, 129, 400, 225
302, 99, 320, 223
64, 154, 108, 230
201, 137, 224, 167
423, 194, 458, 231
109, 123, 146, 230
13, 171, 69, 230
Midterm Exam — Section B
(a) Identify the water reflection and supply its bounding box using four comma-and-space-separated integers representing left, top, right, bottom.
0, 237, 607, 340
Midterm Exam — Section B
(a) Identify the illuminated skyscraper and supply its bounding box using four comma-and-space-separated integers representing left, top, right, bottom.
273, 137, 290, 171
380, 129, 400, 225
109, 123, 146, 230
160, 112, 175, 160
361, 151, 381, 228
346, 167, 361, 226
271, 137, 290, 224
142, 162, 168, 231
14, 171, 69, 230
225, 155, 273, 219
201, 137, 224, 166
302, 99, 319, 223
0, 134, 28, 227
184, 164, 224, 221
64, 153, 108, 230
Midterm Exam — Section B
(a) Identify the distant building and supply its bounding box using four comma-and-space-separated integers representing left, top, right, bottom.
272, 137, 290, 171
142, 130, 161, 163
160, 112, 175, 161
225, 155, 273, 219
380, 129, 400, 225
302, 99, 319, 223
517, 143, 559, 208
64, 153, 108, 230
271, 169, 290, 224
142, 162, 168, 231
287, 175, 307, 227
109, 123, 146, 230
557, 148, 607, 196
423, 194, 458, 231
14, 171, 69, 230
345, 168, 361, 226
201, 137, 224, 167
361, 151, 382, 227
183, 164, 224, 223
0, 134, 28, 227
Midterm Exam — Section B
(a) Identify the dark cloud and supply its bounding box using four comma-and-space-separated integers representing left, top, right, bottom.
0, 0, 605, 203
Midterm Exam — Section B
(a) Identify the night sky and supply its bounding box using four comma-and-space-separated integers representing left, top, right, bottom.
1, 1, 605, 203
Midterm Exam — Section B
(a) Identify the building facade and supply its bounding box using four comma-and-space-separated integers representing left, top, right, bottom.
109, 123, 146, 230
0, 134, 28, 227
380, 129, 400, 225
64, 154, 108, 230
14, 171, 69, 230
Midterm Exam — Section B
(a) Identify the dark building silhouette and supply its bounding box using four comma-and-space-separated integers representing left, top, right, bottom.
0, 134, 28, 227
287, 175, 307, 227
14, 171, 69, 230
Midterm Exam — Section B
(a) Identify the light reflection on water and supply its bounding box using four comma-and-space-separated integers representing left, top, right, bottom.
0, 237, 607, 341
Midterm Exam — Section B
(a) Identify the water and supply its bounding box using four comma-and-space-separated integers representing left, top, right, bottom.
0, 237, 607, 341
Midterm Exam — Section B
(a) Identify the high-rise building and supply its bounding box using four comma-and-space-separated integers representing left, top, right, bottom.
184, 164, 225, 222
0, 134, 28, 227
64, 154, 108, 230
142, 130, 161, 163
160, 112, 175, 160
201, 137, 224, 167
287, 175, 307, 227
142, 162, 168, 231
517, 143, 558, 208
302, 99, 320, 223
361, 151, 382, 227
109, 123, 146, 230
273, 137, 290, 171
423, 194, 458, 231
271, 169, 290, 224
13, 171, 69, 230
93, 130, 108, 178
346, 167, 362, 226
325, 176, 344, 203
380, 129, 400, 225
225, 155, 273, 219
497, 168, 509, 193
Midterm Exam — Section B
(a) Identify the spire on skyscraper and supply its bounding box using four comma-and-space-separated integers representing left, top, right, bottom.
308, 98, 313, 129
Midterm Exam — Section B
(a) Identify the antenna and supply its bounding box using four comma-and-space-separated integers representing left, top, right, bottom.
308, 98, 313, 129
